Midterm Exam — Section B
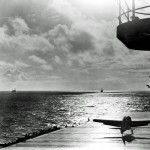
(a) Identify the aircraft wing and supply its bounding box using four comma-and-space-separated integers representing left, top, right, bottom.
93, 119, 150, 127
93, 119, 121, 127
132, 120, 150, 127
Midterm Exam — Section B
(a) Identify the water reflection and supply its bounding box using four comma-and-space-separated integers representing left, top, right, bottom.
0, 91, 150, 143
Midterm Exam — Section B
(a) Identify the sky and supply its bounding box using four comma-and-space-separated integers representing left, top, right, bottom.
0, 0, 150, 91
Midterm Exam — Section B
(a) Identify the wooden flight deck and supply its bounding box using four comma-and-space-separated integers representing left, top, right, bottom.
2, 112, 150, 150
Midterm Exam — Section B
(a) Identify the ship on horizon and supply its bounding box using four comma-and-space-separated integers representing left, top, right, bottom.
11, 88, 16, 93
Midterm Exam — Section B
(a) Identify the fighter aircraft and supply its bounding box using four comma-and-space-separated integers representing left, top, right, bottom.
93, 116, 150, 145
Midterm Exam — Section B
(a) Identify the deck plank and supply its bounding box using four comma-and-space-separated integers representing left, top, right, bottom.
2, 112, 150, 150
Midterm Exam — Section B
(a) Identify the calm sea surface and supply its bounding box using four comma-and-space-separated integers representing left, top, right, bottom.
0, 91, 150, 143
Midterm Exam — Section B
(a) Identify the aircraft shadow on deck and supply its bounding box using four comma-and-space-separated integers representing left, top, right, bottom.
104, 134, 150, 145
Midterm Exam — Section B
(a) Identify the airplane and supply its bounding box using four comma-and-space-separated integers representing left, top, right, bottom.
146, 85, 150, 88
93, 116, 150, 145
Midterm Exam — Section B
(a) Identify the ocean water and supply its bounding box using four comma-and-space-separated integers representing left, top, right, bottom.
0, 91, 150, 143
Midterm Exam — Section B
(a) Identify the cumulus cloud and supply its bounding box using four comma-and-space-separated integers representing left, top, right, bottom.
0, 0, 150, 90
69, 31, 94, 53
0, 0, 68, 33
7, 17, 30, 35
46, 23, 95, 55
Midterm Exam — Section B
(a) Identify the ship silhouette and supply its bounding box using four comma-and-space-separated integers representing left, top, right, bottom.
11, 88, 16, 93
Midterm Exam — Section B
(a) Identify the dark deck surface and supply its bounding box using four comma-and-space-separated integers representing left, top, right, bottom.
2, 112, 150, 150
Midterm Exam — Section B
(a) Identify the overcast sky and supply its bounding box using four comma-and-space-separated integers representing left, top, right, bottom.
0, 0, 150, 91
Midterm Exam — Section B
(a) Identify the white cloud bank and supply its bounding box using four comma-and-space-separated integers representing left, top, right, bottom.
0, 0, 150, 91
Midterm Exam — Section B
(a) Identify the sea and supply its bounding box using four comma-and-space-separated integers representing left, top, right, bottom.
0, 91, 150, 143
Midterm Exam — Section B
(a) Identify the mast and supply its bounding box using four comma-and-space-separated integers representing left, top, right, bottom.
132, 0, 135, 20
119, 0, 122, 24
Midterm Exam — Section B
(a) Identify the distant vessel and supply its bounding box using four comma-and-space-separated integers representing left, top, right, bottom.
12, 88, 16, 93
101, 88, 103, 93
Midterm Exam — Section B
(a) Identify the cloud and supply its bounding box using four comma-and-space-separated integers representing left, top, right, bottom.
7, 17, 30, 35
54, 56, 62, 64
0, 0, 71, 34
28, 55, 53, 71
0, 0, 150, 90
50, 0, 83, 22
69, 0, 118, 21
29, 75, 60, 81
0, 60, 30, 70
3, 69, 27, 82
29, 55, 47, 64
42, 64, 53, 71
46, 23, 95, 54
102, 41, 115, 56
14, 60, 30, 68
0, 61, 13, 69
68, 31, 94, 53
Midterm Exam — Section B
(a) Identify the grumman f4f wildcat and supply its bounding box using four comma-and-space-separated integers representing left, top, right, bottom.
93, 115, 150, 145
